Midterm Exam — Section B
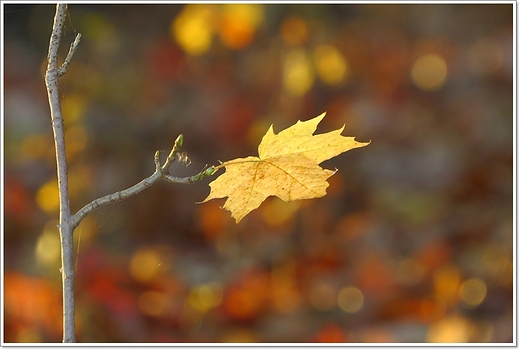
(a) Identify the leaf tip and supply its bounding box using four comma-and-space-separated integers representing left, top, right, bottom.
356, 138, 372, 147
309, 111, 327, 125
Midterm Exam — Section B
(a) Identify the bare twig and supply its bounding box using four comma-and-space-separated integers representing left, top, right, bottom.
71, 140, 215, 229
45, 4, 77, 343
45, 4, 215, 342
161, 134, 184, 173
58, 33, 81, 77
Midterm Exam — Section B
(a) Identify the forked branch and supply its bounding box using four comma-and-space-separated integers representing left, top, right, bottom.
71, 135, 215, 229
45, 3, 80, 343
45, 4, 215, 343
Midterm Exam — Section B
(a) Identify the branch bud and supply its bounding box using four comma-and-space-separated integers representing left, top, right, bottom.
175, 134, 184, 148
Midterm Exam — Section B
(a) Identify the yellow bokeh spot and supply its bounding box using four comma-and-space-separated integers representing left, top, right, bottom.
270, 268, 301, 313
172, 5, 214, 56
433, 265, 461, 305
35, 221, 61, 268
460, 278, 487, 307
20, 133, 54, 161
261, 197, 299, 226
138, 291, 170, 317
411, 54, 447, 91
82, 13, 116, 42
129, 247, 167, 283
16, 328, 42, 343
81, 13, 121, 58
427, 315, 471, 342
65, 125, 88, 161
36, 179, 60, 214
67, 164, 93, 200
313, 44, 350, 86
74, 215, 98, 247
219, 328, 258, 343
188, 282, 223, 312
337, 286, 364, 313
280, 16, 308, 46
283, 49, 314, 96
219, 4, 264, 49
61, 94, 88, 126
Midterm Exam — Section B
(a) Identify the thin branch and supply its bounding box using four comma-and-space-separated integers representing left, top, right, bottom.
161, 134, 183, 173
45, 3, 77, 343
71, 139, 215, 229
71, 172, 160, 229
44, 4, 217, 343
163, 165, 216, 184
58, 33, 81, 77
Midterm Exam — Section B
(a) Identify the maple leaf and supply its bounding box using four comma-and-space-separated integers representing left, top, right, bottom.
201, 112, 370, 223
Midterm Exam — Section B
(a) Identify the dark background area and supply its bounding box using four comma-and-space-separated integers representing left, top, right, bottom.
3, 3, 513, 343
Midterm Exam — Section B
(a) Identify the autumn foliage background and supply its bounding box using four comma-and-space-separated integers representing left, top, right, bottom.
4, 4, 513, 343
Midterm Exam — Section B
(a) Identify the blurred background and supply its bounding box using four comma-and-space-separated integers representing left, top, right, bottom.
3, 3, 513, 343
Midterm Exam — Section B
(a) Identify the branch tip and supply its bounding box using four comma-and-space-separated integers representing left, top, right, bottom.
154, 151, 161, 171
58, 32, 82, 77
161, 134, 185, 173
175, 134, 184, 148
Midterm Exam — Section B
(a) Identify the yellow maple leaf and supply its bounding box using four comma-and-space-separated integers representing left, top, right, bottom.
201, 112, 370, 223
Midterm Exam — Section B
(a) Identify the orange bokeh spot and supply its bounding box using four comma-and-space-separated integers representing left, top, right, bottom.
335, 211, 371, 240
224, 288, 259, 320
87, 269, 137, 315
218, 4, 263, 50
219, 18, 255, 50
433, 265, 461, 306
198, 200, 228, 240
314, 323, 346, 343
4, 176, 32, 221
4, 272, 63, 342
419, 297, 447, 321
355, 255, 397, 297
223, 270, 268, 320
